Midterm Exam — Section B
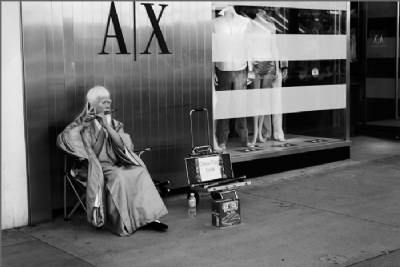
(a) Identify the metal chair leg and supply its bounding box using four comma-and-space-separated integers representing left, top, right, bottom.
64, 174, 67, 220
67, 193, 86, 219
66, 176, 87, 219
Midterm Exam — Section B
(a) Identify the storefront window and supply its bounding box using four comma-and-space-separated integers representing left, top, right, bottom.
211, 2, 347, 155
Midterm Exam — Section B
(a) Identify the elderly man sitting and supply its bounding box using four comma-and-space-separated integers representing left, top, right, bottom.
57, 85, 168, 236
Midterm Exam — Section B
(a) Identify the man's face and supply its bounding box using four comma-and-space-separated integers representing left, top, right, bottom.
94, 97, 112, 114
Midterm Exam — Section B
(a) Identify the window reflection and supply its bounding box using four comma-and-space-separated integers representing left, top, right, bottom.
212, 3, 347, 153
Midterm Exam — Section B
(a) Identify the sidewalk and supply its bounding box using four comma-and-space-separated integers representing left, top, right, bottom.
3, 136, 400, 267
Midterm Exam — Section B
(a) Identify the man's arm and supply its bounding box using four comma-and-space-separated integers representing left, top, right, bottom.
95, 113, 124, 150
104, 124, 124, 150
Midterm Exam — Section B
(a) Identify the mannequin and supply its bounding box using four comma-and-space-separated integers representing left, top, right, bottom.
213, 6, 255, 149
249, 7, 288, 143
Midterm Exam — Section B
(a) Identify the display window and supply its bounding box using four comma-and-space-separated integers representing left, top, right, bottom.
211, 2, 348, 156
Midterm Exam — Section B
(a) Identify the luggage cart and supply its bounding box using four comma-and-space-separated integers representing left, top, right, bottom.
185, 108, 251, 204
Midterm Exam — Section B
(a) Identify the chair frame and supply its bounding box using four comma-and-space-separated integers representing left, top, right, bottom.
63, 148, 170, 221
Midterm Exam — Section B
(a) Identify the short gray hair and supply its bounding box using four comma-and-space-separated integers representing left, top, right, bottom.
86, 85, 110, 105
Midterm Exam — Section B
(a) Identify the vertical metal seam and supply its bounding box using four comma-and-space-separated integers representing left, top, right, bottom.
363, 2, 368, 124
120, 3, 124, 123
172, 2, 176, 157
81, 2, 86, 91
195, 2, 199, 144
138, 2, 143, 150
131, 1, 134, 136
61, 3, 67, 202
157, 4, 160, 173
60, 4, 67, 203
74, 3, 78, 115
19, 1, 33, 225
346, 2, 350, 141
147, 5, 151, 148
134, 1, 137, 61
181, 1, 184, 156
92, 3, 95, 89
162, 3, 169, 175
396, 2, 399, 119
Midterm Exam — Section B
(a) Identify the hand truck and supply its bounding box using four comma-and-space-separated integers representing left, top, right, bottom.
184, 108, 251, 204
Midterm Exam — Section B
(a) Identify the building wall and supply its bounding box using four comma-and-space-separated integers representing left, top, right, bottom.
20, 1, 212, 222
1, 2, 29, 229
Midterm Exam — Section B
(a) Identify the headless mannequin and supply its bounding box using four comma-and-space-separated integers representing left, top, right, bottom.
250, 8, 288, 143
251, 9, 276, 144
213, 6, 255, 149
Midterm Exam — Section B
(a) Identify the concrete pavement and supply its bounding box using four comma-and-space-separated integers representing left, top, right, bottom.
2, 136, 400, 267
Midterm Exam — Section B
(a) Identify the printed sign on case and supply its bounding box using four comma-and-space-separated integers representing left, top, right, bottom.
197, 155, 222, 182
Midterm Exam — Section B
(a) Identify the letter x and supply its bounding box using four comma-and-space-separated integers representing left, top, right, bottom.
141, 3, 171, 54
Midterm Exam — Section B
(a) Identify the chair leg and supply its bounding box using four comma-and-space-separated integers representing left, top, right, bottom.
66, 177, 87, 219
67, 194, 86, 219
64, 174, 67, 220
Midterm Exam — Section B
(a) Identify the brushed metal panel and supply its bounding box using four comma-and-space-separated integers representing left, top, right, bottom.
132, 2, 143, 149
21, 2, 52, 224
52, 3, 69, 209
23, 2, 214, 214
43, 2, 60, 209
93, 2, 106, 86
72, 2, 86, 115
120, 2, 134, 132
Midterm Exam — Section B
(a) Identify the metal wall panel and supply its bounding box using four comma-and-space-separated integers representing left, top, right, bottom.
21, 1, 212, 213
21, 3, 52, 224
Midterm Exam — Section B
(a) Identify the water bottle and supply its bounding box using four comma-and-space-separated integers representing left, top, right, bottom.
188, 193, 196, 218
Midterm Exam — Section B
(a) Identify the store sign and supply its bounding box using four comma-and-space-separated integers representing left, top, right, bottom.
99, 1, 171, 56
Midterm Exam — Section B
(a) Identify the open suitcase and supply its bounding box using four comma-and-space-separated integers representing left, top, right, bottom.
184, 108, 251, 204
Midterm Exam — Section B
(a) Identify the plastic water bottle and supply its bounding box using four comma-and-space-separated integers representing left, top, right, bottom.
188, 193, 196, 218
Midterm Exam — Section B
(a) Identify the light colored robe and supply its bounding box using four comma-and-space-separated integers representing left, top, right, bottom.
57, 116, 168, 236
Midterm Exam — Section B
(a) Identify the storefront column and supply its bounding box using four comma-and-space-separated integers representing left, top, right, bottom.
1, 2, 29, 229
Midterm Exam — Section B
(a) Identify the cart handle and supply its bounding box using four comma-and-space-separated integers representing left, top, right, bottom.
189, 108, 211, 150
190, 108, 208, 115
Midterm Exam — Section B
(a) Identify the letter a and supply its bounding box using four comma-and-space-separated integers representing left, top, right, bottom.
99, 1, 130, 54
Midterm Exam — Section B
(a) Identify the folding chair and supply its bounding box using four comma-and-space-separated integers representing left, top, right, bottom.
63, 148, 170, 221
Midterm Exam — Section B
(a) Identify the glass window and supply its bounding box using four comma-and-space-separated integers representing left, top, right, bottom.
211, 2, 347, 155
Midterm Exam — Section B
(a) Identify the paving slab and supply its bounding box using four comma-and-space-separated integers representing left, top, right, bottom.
349, 249, 400, 267
2, 229, 36, 247
2, 239, 93, 267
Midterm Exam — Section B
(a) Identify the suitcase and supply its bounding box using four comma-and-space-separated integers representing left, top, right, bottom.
184, 108, 251, 204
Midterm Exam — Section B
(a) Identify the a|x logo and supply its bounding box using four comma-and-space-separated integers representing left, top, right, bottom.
99, 1, 171, 57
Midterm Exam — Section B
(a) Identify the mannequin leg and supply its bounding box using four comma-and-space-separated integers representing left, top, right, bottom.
214, 68, 231, 149
263, 115, 272, 140
233, 69, 252, 148
251, 76, 261, 144
258, 115, 266, 142
272, 114, 285, 141
217, 119, 229, 149
213, 120, 223, 151
271, 66, 285, 142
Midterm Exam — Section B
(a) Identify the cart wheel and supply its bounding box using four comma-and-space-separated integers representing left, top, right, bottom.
187, 190, 200, 205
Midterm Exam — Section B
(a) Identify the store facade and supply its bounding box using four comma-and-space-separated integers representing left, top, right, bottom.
2, 1, 350, 227
350, 2, 400, 139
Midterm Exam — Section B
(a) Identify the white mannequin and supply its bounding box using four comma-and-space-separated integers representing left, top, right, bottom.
249, 7, 287, 143
212, 6, 255, 150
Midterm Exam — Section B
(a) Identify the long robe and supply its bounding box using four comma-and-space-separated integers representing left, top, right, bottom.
57, 116, 168, 236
